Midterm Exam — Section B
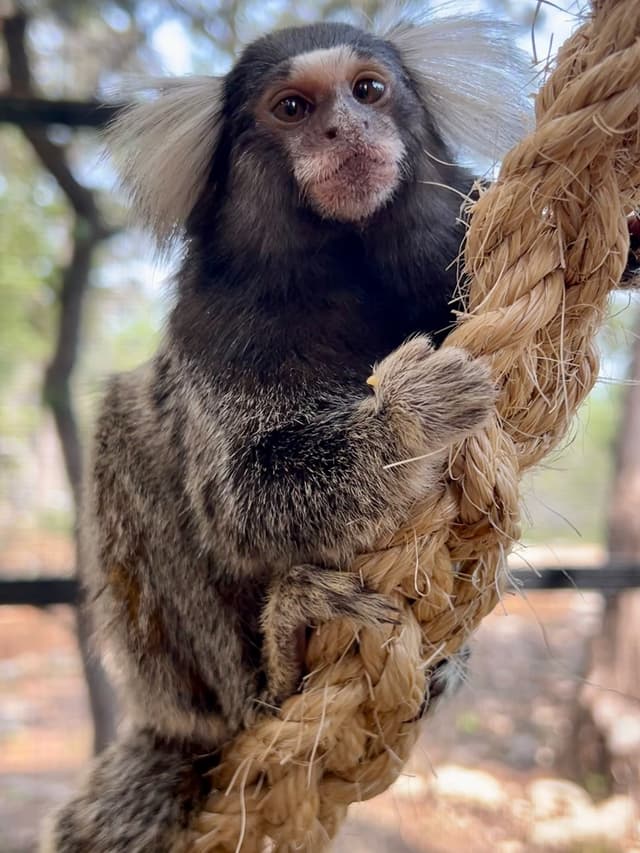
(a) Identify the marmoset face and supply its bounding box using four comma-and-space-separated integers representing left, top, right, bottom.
223, 25, 423, 225
107, 18, 530, 246
255, 45, 405, 223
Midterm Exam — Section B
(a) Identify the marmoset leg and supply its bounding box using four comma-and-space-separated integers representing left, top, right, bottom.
260, 569, 472, 716
259, 565, 399, 705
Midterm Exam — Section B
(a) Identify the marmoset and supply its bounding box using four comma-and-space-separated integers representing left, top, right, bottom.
46, 14, 531, 853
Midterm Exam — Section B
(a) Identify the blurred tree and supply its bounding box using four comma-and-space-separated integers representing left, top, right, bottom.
608, 307, 640, 558
0, 129, 60, 432
521, 310, 629, 545
557, 302, 640, 796
586, 305, 640, 795
2, 10, 120, 753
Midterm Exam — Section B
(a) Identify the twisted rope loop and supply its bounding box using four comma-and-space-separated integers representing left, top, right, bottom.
192, 2, 640, 849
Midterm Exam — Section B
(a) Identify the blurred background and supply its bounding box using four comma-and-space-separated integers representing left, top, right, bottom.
1, 0, 639, 850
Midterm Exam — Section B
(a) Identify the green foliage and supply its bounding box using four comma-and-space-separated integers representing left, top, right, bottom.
37, 505, 74, 534
522, 394, 619, 544
582, 771, 610, 802
75, 254, 162, 431
0, 128, 67, 434
456, 711, 482, 735
521, 304, 637, 545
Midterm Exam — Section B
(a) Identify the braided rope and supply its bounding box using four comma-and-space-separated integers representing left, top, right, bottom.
191, 2, 640, 849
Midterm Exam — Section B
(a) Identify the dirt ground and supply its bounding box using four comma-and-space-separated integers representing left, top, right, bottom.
1, 532, 639, 852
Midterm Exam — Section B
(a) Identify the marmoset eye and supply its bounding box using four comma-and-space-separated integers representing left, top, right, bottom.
272, 96, 313, 123
352, 78, 385, 104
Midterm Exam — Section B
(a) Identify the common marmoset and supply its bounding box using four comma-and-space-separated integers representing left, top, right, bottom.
47, 14, 531, 853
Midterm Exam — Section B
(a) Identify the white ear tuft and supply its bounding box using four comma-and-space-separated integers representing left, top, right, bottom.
378, 11, 533, 166
105, 76, 224, 244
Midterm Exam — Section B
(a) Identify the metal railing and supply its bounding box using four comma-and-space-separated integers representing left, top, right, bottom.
2, 565, 640, 608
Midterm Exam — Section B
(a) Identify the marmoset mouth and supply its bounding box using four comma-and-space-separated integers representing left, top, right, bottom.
309, 154, 399, 222
315, 149, 389, 184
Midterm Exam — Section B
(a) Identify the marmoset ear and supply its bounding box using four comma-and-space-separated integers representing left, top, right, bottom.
105, 76, 224, 244
379, 12, 533, 166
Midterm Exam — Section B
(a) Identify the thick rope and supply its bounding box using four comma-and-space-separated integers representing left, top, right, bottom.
191, 2, 640, 849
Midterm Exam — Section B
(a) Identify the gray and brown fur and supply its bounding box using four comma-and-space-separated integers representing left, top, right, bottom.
46, 15, 531, 853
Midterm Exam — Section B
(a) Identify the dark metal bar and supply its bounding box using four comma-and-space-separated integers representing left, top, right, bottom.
510, 565, 640, 592
1, 565, 640, 608
0, 577, 79, 606
0, 96, 120, 128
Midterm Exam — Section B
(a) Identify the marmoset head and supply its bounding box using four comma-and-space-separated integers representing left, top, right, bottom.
229, 27, 409, 224
108, 14, 530, 246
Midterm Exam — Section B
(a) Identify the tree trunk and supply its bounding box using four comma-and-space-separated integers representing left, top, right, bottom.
608, 314, 640, 559
42, 225, 119, 754
4, 12, 118, 754
581, 309, 640, 794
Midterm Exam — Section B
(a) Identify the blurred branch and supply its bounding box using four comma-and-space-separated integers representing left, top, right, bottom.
44, 226, 96, 505
0, 95, 119, 127
3, 12, 118, 499
2, 10, 117, 753
166, 0, 241, 57
4, 15, 110, 227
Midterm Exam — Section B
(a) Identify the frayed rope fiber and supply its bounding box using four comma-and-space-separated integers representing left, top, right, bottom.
191, 2, 640, 849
